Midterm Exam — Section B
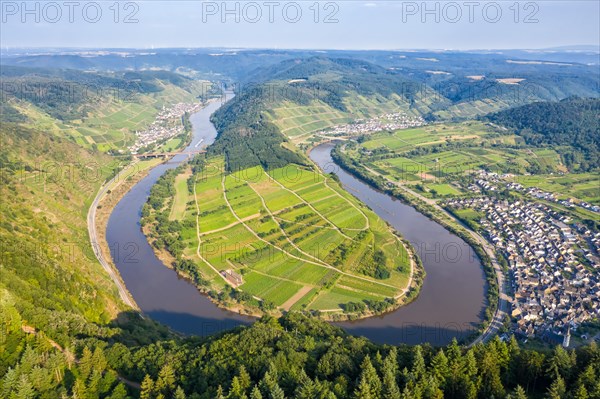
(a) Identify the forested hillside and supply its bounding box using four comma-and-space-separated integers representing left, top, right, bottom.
487, 97, 600, 171
209, 85, 307, 172
0, 121, 173, 397
0, 70, 199, 395
3, 309, 600, 399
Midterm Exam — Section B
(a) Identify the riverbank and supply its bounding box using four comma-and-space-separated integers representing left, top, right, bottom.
89, 102, 205, 312
330, 144, 507, 343
92, 158, 165, 307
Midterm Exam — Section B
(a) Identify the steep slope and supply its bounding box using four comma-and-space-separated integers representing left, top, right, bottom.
1, 66, 209, 152
0, 123, 123, 329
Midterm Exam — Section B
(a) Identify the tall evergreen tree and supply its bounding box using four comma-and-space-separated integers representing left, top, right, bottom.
356, 355, 382, 399
250, 386, 263, 399
140, 375, 155, 399
546, 376, 566, 399
507, 385, 528, 399
430, 350, 449, 387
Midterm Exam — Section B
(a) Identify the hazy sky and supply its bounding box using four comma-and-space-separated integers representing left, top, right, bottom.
1, 1, 599, 49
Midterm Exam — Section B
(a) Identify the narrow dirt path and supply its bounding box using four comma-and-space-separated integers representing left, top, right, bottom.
199, 213, 261, 237
280, 286, 314, 310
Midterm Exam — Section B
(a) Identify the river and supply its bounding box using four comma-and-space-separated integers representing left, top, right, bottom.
106, 98, 486, 345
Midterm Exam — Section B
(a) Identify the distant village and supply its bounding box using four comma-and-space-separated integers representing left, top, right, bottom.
315, 112, 425, 139
448, 171, 600, 344
128, 102, 204, 154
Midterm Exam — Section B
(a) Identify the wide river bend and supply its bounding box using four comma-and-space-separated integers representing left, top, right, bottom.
106, 98, 486, 345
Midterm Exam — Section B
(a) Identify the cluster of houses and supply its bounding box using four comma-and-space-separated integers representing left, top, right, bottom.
128, 102, 204, 154
447, 195, 600, 341
523, 186, 600, 214
315, 112, 424, 139
470, 170, 600, 214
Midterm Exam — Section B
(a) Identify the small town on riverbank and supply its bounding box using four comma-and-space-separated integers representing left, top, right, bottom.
128, 102, 204, 154
315, 112, 425, 139
447, 171, 600, 345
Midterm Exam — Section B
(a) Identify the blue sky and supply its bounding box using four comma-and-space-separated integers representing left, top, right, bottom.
1, 1, 599, 49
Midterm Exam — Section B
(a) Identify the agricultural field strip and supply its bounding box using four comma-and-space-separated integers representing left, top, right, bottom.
271, 216, 338, 231
169, 170, 191, 221
274, 110, 344, 124
335, 284, 387, 298
198, 213, 261, 237
267, 169, 370, 237
278, 117, 345, 133
321, 176, 370, 229
221, 175, 401, 291
193, 176, 234, 286
290, 124, 349, 142
390, 235, 415, 300
251, 268, 317, 288
243, 178, 333, 267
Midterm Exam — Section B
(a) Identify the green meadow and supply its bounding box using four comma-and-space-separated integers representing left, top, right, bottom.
344, 121, 593, 202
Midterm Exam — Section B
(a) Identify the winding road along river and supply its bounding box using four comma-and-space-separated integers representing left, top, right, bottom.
106, 98, 486, 345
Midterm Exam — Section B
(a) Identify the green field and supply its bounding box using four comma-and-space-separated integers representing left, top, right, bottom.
159, 157, 413, 315
169, 169, 191, 221
342, 121, 599, 204
517, 172, 600, 205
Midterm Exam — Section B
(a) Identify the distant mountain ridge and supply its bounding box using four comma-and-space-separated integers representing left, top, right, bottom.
209, 55, 599, 171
